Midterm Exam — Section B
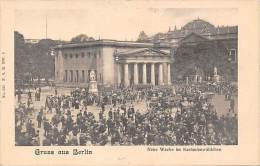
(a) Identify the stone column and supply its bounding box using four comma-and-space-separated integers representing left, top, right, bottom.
151, 63, 155, 85
71, 70, 73, 82
64, 71, 66, 82
142, 63, 147, 84
194, 75, 198, 83
117, 64, 121, 85
124, 63, 129, 86
167, 63, 171, 85
159, 63, 163, 85
134, 63, 138, 85
198, 76, 202, 83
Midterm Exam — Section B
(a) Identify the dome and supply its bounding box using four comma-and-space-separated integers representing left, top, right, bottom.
182, 18, 216, 34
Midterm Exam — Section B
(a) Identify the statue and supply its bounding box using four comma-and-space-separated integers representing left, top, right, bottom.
214, 66, 218, 76
213, 66, 220, 82
90, 70, 96, 81
186, 76, 189, 85
88, 70, 98, 94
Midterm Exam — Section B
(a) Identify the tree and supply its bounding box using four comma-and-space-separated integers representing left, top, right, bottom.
172, 40, 236, 81
14, 31, 31, 80
70, 34, 95, 43
30, 39, 58, 79
137, 31, 148, 42
15, 31, 61, 84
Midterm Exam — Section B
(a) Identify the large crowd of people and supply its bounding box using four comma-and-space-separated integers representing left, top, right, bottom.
15, 82, 237, 146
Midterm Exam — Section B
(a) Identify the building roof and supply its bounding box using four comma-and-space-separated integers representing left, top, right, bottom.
53, 39, 171, 50
148, 18, 238, 43
182, 18, 215, 34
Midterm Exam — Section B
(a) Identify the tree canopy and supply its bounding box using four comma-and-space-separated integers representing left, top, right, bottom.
15, 31, 60, 82
137, 31, 148, 42
172, 41, 237, 81
70, 34, 95, 43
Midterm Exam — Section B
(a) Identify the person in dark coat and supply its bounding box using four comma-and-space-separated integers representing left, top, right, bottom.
43, 120, 50, 137
74, 100, 80, 109
54, 87, 58, 96
37, 112, 42, 128
17, 88, 22, 103
43, 135, 52, 146
108, 109, 113, 119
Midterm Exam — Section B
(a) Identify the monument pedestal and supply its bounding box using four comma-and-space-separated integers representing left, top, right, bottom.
212, 66, 220, 82
88, 69, 98, 94
213, 75, 220, 82
89, 80, 98, 94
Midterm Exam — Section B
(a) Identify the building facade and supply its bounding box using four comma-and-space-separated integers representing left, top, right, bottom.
146, 18, 238, 82
54, 18, 238, 87
54, 40, 171, 87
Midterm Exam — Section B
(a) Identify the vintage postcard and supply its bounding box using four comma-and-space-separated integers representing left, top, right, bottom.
0, 0, 259, 165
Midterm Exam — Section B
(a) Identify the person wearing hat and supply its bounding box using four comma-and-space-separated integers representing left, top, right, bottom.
57, 130, 66, 146
36, 112, 42, 128
43, 134, 52, 146
79, 132, 87, 146
106, 117, 113, 135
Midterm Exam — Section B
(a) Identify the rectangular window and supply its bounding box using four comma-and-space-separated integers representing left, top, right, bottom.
82, 70, 85, 82
229, 49, 237, 62
70, 70, 73, 82
76, 70, 79, 83
86, 70, 89, 82
88, 70, 91, 81
65, 70, 68, 82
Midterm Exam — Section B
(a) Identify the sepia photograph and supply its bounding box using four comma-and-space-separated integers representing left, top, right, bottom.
14, 7, 239, 146
1, 0, 260, 165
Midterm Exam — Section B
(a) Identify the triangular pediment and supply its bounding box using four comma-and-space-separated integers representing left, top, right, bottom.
179, 32, 209, 44
117, 48, 169, 57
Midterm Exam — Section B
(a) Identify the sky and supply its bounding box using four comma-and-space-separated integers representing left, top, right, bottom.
15, 6, 238, 41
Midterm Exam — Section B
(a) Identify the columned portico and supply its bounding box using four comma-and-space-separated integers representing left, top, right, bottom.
117, 62, 172, 86
115, 48, 172, 87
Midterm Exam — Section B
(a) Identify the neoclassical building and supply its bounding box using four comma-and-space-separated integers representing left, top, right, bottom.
54, 40, 172, 87
54, 18, 238, 87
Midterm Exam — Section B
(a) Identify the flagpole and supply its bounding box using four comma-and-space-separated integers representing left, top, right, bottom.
45, 14, 48, 39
